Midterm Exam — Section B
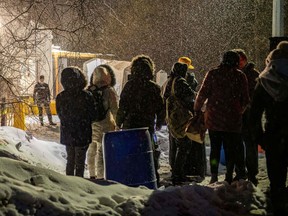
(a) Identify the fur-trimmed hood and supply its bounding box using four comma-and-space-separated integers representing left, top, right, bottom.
130, 55, 154, 81
91, 65, 116, 88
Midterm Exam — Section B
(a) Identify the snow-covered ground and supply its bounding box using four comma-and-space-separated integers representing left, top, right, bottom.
0, 117, 278, 215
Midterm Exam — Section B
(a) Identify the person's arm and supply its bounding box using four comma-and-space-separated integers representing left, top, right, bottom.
249, 82, 266, 148
194, 71, 211, 113
55, 95, 62, 120
33, 83, 38, 103
240, 72, 250, 113
155, 87, 166, 130
47, 83, 51, 102
175, 78, 195, 113
108, 87, 119, 122
116, 83, 130, 128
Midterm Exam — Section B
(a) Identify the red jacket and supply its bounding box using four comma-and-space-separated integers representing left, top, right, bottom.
194, 66, 249, 133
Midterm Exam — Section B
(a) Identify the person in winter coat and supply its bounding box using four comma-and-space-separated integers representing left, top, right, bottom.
56, 67, 97, 177
184, 70, 206, 179
163, 57, 198, 177
250, 41, 288, 216
116, 54, 165, 186
163, 62, 196, 185
33, 75, 56, 126
194, 50, 249, 184
87, 64, 118, 179
233, 49, 260, 185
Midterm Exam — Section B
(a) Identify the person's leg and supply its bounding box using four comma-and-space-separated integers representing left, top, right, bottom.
37, 104, 44, 126
44, 101, 55, 125
193, 140, 206, 178
266, 136, 288, 215
223, 132, 244, 184
66, 145, 75, 176
75, 145, 89, 177
184, 140, 197, 176
87, 123, 98, 179
243, 132, 258, 184
222, 133, 235, 184
208, 130, 222, 183
87, 141, 97, 178
172, 136, 192, 184
153, 148, 161, 186
95, 126, 104, 179
150, 132, 161, 187
169, 132, 177, 172
96, 139, 104, 179
233, 133, 246, 181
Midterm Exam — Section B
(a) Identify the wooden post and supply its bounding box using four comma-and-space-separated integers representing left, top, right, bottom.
1, 97, 6, 126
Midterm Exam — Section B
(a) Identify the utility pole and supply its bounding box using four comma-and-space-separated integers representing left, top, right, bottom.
269, 0, 287, 51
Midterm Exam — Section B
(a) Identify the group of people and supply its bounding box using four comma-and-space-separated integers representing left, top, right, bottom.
194, 43, 288, 215
54, 55, 166, 187
35, 41, 288, 216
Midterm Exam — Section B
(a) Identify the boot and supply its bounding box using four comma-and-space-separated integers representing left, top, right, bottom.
39, 117, 44, 126
224, 173, 233, 184
48, 115, 56, 125
209, 173, 218, 184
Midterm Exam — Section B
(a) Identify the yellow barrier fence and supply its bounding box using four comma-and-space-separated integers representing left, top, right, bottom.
23, 98, 57, 116
14, 102, 25, 130
1, 98, 57, 130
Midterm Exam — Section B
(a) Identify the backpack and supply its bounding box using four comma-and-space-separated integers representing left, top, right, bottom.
166, 78, 193, 138
89, 85, 109, 122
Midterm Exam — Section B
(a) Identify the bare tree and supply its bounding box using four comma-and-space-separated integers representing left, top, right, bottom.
0, 0, 281, 101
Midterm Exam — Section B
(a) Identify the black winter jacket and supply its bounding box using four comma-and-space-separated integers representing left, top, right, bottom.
56, 89, 97, 146
163, 75, 195, 114
241, 63, 259, 133
249, 82, 288, 148
116, 77, 165, 133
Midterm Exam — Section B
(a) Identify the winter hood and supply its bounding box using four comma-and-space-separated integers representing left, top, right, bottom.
92, 65, 116, 88
130, 55, 154, 81
259, 58, 288, 101
60, 67, 87, 90
170, 62, 188, 78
